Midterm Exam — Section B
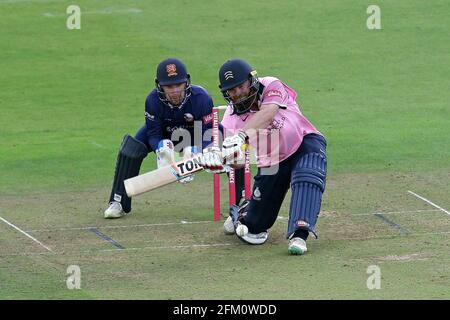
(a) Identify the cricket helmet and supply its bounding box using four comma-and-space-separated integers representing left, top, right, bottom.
218, 59, 260, 115
155, 58, 191, 108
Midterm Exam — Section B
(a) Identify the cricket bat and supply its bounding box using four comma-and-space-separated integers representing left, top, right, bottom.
124, 155, 205, 197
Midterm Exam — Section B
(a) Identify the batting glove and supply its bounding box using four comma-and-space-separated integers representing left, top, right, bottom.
222, 130, 248, 165
199, 147, 227, 174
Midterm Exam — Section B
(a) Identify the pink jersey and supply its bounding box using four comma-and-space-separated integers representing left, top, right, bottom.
221, 76, 321, 167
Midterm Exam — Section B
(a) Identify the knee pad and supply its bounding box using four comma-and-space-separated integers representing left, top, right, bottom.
287, 152, 327, 238
109, 134, 148, 213
121, 134, 149, 158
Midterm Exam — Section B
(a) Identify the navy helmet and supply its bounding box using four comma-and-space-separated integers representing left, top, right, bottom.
218, 59, 260, 115
155, 58, 191, 108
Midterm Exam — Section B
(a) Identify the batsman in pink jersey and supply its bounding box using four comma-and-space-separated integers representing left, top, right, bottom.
199, 59, 327, 255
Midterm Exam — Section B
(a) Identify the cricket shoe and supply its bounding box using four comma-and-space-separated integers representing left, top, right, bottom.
237, 230, 269, 245
288, 237, 307, 255
104, 201, 126, 219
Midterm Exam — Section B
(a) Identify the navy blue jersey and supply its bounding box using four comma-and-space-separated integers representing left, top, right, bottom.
144, 85, 215, 151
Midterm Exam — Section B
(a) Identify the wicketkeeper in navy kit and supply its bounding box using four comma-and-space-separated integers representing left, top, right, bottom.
199, 59, 327, 255
105, 58, 217, 218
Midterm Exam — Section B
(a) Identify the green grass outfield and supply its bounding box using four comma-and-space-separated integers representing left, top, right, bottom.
0, 0, 449, 299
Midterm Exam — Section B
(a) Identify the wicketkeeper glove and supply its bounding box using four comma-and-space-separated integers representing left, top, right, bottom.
156, 139, 175, 168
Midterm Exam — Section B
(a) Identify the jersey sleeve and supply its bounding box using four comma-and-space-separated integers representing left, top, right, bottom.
259, 80, 289, 109
144, 95, 163, 151
218, 107, 239, 141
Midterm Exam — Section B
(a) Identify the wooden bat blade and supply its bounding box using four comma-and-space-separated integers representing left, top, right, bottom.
124, 168, 177, 197
124, 155, 205, 197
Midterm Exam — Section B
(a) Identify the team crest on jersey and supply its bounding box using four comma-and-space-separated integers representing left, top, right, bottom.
166, 64, 178, 77
268, 117, 286, 130
265, 89, 282, 98
184, 113, 194, 122
252, 187, 261, 201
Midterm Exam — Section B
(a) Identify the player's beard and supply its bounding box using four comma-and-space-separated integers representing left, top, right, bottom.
166, 91, 185, 106
232, 89, 258, 114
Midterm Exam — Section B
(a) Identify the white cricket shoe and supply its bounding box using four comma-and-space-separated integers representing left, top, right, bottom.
223, 216, 235, 234
224, 216, 268, 245
104, 201, 126, 219
288, 237, 307, 255
239, 231, 269, 245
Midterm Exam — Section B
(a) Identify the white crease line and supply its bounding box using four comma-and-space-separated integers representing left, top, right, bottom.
408, 191, 450, 217
1, 0, 54, 4
280, 209, 438, 219
26, 220, 213, 233
331, 230, 450, 241
42, 8, 142, 17
0, 243, 235, 257
0, 216, 53, 252
96, 243, 233, 253
24, 209, 441, 233
2, 230, 450, 257
91, 141, 107, 149
0, 251, 55, 257
352, 209, 440, 216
